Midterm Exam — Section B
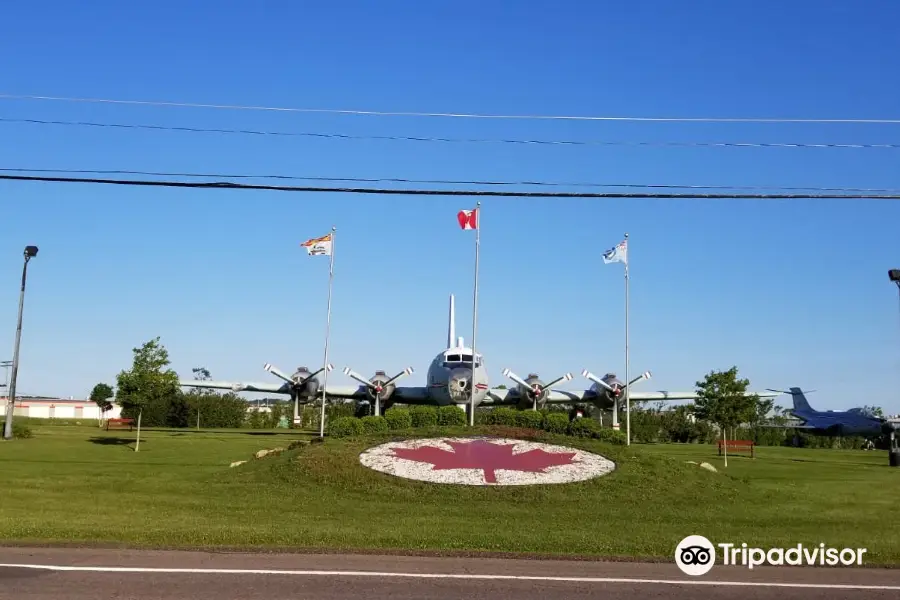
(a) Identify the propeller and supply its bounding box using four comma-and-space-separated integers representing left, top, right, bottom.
264, 363, 334, 400
581, 370, 651, 410
501, 369, 574, 411
342, 366, 414, 416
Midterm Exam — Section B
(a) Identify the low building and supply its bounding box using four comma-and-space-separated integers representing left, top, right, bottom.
0, 396, 121, 420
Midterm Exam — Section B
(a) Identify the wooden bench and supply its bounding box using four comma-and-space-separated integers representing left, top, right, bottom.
718, 439, 755, 458
105, 418, 134, 431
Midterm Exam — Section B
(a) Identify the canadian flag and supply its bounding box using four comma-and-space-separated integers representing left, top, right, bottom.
457, 208, 478, 230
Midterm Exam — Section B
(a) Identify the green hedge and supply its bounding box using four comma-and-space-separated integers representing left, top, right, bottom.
384, 407, 412, 430
322, 409, 628, 445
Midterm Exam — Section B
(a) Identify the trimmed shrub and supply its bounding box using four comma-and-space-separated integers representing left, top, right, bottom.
484, 407, 518, 426
594, 427, 627, 445
542, 412, 570, 434
360, 415, 389, 434
328, 416, 364, 438
514, 410, 544, 430
410, 405, 438, 428
438, 405, 467, 426
384, 407, 412, 430
568, 417, 600, 437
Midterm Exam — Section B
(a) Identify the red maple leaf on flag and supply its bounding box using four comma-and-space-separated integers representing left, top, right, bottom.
390, 439, 577, 483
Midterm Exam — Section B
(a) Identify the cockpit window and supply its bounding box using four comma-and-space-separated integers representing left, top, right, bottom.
443, 353, 482, 368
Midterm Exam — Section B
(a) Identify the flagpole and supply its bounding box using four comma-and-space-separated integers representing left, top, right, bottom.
319, 226, 336, 439
624, 232, 630, 446
470, 201, 481, 426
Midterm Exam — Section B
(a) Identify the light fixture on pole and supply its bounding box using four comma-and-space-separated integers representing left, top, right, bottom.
3, 245, 39, 440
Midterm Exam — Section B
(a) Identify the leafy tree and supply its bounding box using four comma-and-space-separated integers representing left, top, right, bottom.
115, 337, 180, 449
862, 405, 884, 418
693, 367, 759, 466
192, 367, 212, 381
89, 383, 114, 412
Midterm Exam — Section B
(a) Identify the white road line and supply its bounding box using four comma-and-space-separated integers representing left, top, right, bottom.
0, 563, 898, 590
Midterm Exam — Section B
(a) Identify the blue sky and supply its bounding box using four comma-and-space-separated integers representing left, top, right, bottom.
1, 1, 899, 413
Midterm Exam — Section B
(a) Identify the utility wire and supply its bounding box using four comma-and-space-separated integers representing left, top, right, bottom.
3, 93, 900, 124
2, 172, 900, 199
3, 117, 898, 150
3, 168, 900, 194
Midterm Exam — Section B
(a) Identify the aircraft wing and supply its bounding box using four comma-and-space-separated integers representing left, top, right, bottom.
481, 388, 778, 406
179, 379, 431, 402
323, 384, 431, 402
179, 380, 288, 394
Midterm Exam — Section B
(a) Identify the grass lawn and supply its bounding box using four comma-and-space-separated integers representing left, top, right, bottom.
0, 422, 898, 564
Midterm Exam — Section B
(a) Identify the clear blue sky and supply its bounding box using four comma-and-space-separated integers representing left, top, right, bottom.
1, 1, 899, 413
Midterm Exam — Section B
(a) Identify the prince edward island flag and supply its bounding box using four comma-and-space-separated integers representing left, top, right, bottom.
602, 239, 627, 265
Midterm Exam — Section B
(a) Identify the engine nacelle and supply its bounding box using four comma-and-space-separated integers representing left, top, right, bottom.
516, 373, 549, 410
291, 367, 320, 398
366, 370, 397, 409
588, 373, 624, 410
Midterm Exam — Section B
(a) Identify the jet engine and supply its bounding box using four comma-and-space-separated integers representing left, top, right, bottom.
501, 369, 573, 411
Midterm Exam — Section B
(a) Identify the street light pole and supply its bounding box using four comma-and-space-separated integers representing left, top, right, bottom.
890, 270, 900, 330
3, 246, 39, 441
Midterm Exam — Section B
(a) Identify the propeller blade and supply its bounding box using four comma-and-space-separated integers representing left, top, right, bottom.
581, 369, 615, 392
385, 366, 414, 386
342, 367, 376, 389
264, 363, 294, 384
627, 371, 652, 387
502, 368, 532, 390
541, 372, 574, 389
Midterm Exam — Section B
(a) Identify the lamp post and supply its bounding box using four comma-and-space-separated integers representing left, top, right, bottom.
2, 245, 39, 440
890, 270, 900, 324
888, 270, 900, 467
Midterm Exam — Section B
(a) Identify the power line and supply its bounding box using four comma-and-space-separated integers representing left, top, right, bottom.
3, 93, 900, 124
4, 168, 900, 194
3, 117, 898, 150
2, 172, 900, 199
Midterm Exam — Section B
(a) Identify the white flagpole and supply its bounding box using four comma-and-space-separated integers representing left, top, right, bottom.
470, 201, 481, 426
624, 233, 631, 446
319, 226, 336, 439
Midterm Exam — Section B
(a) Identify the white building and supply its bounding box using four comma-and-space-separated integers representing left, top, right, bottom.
0, 396, 121, 420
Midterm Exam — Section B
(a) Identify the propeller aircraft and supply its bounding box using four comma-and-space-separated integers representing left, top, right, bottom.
178, 293, 779, 423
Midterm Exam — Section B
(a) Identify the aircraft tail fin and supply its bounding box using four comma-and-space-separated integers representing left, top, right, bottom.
448, 293, 456, 348
788, 387, 813, 413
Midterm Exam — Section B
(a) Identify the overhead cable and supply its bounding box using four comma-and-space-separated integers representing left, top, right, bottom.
2, 173, 900, 199
2, 93, 900, 124
3, 117, 898, 150
3, 168, 900, 194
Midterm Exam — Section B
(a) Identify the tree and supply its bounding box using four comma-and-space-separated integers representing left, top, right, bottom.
115, 337, 180, 450
192, 367, 212, 382
89, 383, 114, 412
692, 367, 760, 466
862, 405, 884, 418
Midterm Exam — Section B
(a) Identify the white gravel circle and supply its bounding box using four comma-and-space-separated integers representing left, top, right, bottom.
358, 436, 616, 486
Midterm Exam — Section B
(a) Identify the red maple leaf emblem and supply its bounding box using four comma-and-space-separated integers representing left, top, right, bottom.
390, 439, 577, 483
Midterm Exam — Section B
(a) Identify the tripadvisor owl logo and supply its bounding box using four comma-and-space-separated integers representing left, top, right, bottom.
674, 535, 868, 575
675, 535, 716, 576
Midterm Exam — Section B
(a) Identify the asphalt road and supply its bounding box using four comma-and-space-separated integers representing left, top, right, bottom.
1, 547, 898, 600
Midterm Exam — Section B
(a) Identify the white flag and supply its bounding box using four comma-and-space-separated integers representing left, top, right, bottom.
602, 239, 627, 265
301, 233, 333, 256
